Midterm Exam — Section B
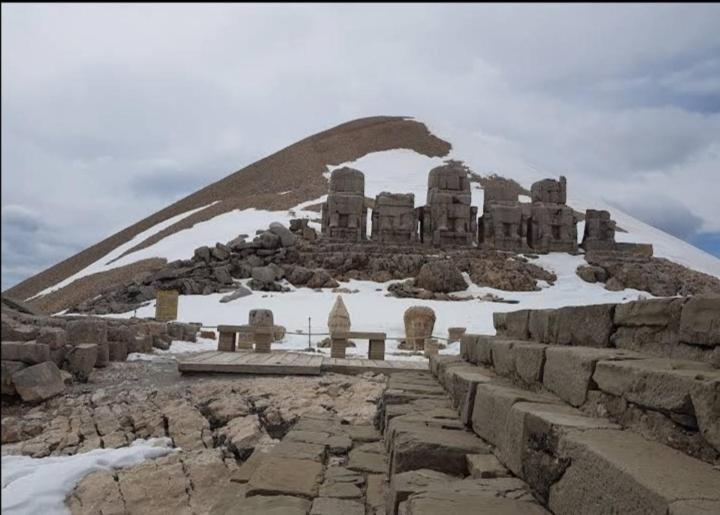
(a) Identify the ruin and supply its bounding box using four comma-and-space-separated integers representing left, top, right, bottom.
320, 167, 367, 242
479, 175, 578, 253
581, 208, 616, 251
371, 192, 418, 244
419, 161, 478, 246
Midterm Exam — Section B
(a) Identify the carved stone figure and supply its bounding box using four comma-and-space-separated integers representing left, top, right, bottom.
321, 167, 367, 242
582, 209, 616, 251
327, 295, 351, 336
371, 192, 418, 243
421, 161, 477, 246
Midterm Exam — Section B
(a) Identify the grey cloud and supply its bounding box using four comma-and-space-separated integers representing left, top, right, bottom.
2, 4, 720, 289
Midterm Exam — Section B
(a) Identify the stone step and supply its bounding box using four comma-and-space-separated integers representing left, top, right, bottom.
380, 371, 550, 515
430, 354, 720, 514
459, 334, 720, 463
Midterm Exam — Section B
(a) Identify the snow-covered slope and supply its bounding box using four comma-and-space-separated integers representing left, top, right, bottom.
30, 118, 720, 346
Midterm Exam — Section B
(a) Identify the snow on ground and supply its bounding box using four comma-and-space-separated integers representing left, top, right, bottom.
1, 438, 175, 515
115, 254, 650, 360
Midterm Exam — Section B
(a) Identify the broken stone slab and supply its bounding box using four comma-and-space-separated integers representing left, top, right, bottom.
466, 453, 511, 479
318, 481, 363, 499
543, 347, 639, 407
549, 429, 720, 515
400, 490, 550, 515
64, 343, 97, 382
310, 497, 365, 515
366, 474, 386, 513
270, 440, 326, 462
246, 456, 323, 499
230, 450, 267, 484
11, 361, 65, 402
390, 426, 489, 476
214, 494, 310, 515
385, 412, 466, 452
387, 469, 456, 515
347, 448, 387, 474
0, 342, 50, 365
349, 424, 381, 442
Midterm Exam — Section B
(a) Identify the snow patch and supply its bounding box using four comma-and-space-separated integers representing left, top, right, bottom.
1, 438, 175, 515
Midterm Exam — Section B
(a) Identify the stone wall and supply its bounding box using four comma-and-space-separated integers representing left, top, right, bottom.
492, 295, 720, 364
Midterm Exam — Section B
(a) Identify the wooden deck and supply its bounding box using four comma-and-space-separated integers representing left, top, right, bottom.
177, 351, 428, 376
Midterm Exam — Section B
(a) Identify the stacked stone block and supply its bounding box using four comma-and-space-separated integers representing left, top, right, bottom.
581, 209, 616, 251
371, 192, 418, 244
321, 167, 367, 242
420, 162, 478, 247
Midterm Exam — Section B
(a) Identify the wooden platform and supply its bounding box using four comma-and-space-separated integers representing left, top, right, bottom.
177, 351, 429, 376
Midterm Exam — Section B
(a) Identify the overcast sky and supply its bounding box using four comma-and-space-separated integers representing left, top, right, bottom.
3, 4, 720, 289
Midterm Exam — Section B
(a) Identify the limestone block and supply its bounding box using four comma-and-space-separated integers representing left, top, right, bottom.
527, 309, 557, 343
466, 454, 511, 479
512, 342, 548, 385
65, 343, 97, 382
246, 456, 322, 498
11, 361, 65, 402
66, 319, 107, 346
614, 297, 683, 327
1, 360, 26, 395
0, 342, 50, 365
503, 310, 530, 340
679, 295, 720, 346
387, 469, 455, 514
36, 327, 66, 350
549, 429, 720, 515
445, 365, 494, 425
531, 176, 566, 204
490, 340, 516, 377
554, 304, 615, 347
543, 347, 637, 407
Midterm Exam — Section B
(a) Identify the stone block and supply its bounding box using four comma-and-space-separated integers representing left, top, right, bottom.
549, 429, 720, 515
466, 454, 510, 479
246, 456, 323, 499
66, 319, 107, 346
11, 361, 65, 402
445, 365, 494, 425
36, 327, 66, 350
310, 498, 364, 515
503, 310, 530, 339
108, 340, 128, 362
0, 342, 50, 365
387, 469, 455, 514
527, 309, 557, 343
512, 342, 547, 385
391, 425, 489, 476
1, 324, 38, 342
679, 295, 720, 346
543, 347, 637, 407
614, 297, 683, 327
65, 343, 97, 382
554, 304, 615, 347
217, 331, 236, 352
490, 340, 515, 376
95, 341, 109, 368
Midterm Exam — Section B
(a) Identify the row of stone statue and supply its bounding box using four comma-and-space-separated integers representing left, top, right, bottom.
320, 161, 616, 253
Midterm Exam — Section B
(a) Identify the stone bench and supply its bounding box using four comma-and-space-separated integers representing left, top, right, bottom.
331, 331, 386, 360
217, 324, 275, 353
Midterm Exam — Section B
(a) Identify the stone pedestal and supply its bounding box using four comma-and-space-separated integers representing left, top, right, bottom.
424, 340, 440, 357
368, 339, 385, 360
237, 333, 254, 350
331, 336, 348, 359
253, 328, 273, 353
218, 331, 236, 352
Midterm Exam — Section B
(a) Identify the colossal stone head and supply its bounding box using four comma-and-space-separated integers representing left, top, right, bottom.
249, 309, 274, 327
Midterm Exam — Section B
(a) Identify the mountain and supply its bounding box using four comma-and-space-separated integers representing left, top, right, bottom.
4, 116, 720, 331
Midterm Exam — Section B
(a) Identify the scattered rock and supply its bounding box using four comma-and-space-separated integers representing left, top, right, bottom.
415, 261, 467, 293
11, 361, 65, 402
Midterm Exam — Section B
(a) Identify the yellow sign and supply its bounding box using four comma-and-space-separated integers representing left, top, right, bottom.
155, 290, 179, 321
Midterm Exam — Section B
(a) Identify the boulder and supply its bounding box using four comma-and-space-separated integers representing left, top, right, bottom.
287, 266, 315, 286
65, 343, 97, 382
253, 231, 281, 250
11, 361, 65, 402
211, 243, 230, 261
415, 261, 467, 293
269, 222, 298, 247
307, 270, 338, 289
0, 342, 50, 365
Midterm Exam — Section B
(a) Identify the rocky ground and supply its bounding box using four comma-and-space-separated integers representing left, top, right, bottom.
1, 358, 386, 513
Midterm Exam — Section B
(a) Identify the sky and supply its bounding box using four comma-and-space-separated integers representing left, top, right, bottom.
2, 4, 720, 289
